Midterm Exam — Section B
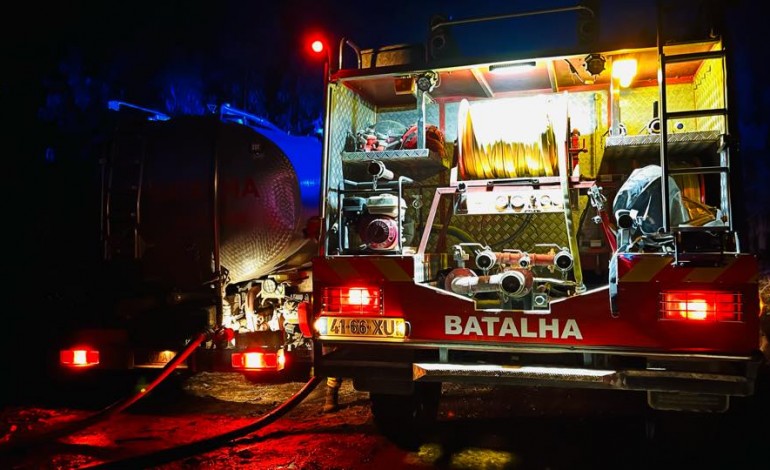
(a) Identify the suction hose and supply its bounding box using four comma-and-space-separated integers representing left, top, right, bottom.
83, 375, 322, 469
0, 328, 223, 454
421, 224, 474, 244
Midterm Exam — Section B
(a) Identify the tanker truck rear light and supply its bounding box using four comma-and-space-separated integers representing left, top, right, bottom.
231, 349, 285, 371
322, 287, 382, 315
60, 348, 100, 367
660, 291, 743, 322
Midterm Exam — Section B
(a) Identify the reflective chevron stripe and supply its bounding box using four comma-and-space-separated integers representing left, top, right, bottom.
619, 256, 672, 282
314, 257, 414, 283
619, 255, 757, 284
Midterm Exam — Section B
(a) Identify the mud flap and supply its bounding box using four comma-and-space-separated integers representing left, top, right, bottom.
647, 391, 729, 413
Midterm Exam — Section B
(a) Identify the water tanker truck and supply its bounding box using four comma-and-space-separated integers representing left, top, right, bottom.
56, 103, 322, 375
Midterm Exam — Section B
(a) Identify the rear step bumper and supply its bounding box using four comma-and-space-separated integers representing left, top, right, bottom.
413, 363, 753, 396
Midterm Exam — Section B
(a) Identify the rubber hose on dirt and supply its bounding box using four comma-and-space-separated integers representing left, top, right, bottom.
0, 330, 211, 455
81, 375, 323, 469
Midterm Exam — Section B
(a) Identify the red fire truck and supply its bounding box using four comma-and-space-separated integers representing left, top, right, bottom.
306, 1, 767, 446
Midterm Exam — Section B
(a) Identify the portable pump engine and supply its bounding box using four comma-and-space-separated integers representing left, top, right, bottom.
340, 160, 411, 252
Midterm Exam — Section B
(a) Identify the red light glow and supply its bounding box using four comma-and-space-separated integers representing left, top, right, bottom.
231, 351, 281, 370
60, 348, 100, 367
677, 299, 709, 320
346, 288, 371, 306
311, 40, 324, 54
323, 287, 382, 315
660, 291, 742, 322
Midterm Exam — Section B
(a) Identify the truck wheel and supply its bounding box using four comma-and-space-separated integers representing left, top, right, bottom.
370, 382, 441, 450
643, 409, 724, 467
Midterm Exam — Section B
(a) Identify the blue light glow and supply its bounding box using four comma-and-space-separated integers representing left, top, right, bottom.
107, 100, 170, 121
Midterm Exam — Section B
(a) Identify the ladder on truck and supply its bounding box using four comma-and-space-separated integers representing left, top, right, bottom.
103, 129, 146, 260
656, 3, 734, 252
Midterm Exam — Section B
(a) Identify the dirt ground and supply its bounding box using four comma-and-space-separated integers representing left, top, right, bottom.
0, 374, 408, 470
1, 368, 767, 470
0, 274, 766, 469
0, 371, 663, 470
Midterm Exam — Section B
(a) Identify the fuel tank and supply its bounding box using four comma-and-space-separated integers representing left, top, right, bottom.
108, 115, 321, 289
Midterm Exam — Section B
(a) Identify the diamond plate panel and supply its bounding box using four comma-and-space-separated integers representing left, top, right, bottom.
327, 84, 376, 213
569, 91, 605, 178
621, 84, 696, 136
694, 56, 725, 132
423, 213, 570, 253
597, 80, 726, 173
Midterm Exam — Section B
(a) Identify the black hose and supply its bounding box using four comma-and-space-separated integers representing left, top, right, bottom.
419, 224, 475, 244
0, 331, 210, 454
80, 375, 323, 469
491, 213, 533, 251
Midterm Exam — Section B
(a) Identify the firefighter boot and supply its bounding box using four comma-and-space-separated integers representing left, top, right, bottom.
323, 385, 340, 413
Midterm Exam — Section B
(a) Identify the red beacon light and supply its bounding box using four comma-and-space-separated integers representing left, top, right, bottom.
310, 39, 324, 54
305, 33, 330, 61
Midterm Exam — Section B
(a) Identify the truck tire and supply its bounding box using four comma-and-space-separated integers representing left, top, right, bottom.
643, 409, 724, 467
370, 382, 441, 450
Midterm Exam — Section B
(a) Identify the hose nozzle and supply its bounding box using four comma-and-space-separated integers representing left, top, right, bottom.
368, 160, 394, 181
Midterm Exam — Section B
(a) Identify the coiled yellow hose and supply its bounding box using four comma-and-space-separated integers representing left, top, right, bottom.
458, 99, 559, 180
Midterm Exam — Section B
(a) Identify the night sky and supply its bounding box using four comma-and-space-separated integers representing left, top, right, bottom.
3, 0, 768, 287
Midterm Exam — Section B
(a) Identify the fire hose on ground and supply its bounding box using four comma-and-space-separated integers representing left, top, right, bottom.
0, 329, 215, 455
83, 375, 322, 469
0, 326, 322, 469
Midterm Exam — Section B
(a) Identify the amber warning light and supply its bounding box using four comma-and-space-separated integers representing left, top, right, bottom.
60, 348, 100, 367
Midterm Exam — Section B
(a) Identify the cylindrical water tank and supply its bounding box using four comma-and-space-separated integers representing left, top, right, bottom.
114, 116, 321, 289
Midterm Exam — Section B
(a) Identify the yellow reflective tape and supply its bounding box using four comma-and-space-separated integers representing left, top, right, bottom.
369, 258, 413, 282
326, 259, 359, 282
683, 257, 739, 283
683, 267, 726, 283
620, 256, 672, 282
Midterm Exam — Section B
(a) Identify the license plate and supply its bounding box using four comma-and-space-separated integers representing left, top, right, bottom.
135, 350, 183, 368
321, 317, 406, 338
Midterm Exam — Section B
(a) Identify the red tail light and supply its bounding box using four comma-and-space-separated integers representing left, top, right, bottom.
231, 350, 285, 370
323, 287, 382, 315
660, 291, 742, 322
60, 348, 100, 367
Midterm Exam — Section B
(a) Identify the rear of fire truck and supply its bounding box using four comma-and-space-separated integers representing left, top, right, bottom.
309, 1, 766, 446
